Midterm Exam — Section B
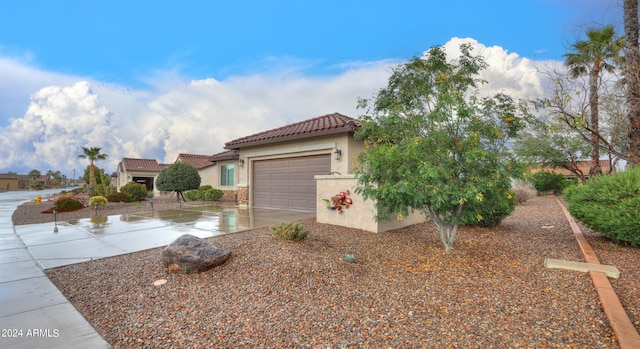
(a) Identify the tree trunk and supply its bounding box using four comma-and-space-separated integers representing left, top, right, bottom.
589, 67, 602, 175
89, 161, 95, 190
625, 0, 640, 165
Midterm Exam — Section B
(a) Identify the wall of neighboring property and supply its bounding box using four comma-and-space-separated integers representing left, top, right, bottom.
0, 177, 20, 190
315, 174, 428, 233
117, 170, 162, 196
235, 133, 360, 208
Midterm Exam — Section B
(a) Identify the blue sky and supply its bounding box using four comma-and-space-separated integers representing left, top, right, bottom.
0, 0, 625, 175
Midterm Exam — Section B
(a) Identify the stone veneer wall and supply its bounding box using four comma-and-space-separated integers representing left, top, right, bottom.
221, 190, 237, 201
237, 185, 249, 206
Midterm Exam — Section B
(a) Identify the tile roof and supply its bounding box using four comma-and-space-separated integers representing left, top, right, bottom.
120, 158, 162, 172
224, 112, 360, 149
177, 153, 217, 170
208, 150, 239, 162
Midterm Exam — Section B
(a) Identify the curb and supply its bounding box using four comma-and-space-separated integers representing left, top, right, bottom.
556, 198, 640, 349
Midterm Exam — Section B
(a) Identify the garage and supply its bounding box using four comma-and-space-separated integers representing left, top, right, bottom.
253, 154, 330, 211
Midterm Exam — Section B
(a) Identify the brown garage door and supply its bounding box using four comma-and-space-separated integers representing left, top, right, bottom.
253, 154, 330, 211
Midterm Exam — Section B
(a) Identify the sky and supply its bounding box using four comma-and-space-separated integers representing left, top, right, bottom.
0, 0, 624, 177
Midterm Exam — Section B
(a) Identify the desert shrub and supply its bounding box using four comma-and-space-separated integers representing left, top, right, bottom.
270, 221, 310, 241
564, 168, 640, 246
106, 192, 133, 203
204, 187, 224, 201
458, 176, 516, 229
512, 180, 536, 204
89, 196, 108, 207
120, 182, 148, 201
54, 196, 84, 211
185, 185, 224, 201
530, 171, 565, 194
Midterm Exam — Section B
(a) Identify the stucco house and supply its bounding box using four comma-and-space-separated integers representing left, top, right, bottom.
0, 173, 20, 190
222, 112, 427, 232
116, 158, 167, 195
116, 152, 235, 196
223, 112, 363, 211
114, 112, 427, 232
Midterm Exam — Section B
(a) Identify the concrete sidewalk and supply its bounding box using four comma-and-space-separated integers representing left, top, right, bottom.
0, 203, 313, 349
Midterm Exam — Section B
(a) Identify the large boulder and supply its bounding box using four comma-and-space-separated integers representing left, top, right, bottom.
162, 234, 231, 274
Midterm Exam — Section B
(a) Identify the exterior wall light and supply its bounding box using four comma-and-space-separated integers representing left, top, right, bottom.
334, 149, 342, 160
238, 159, 245, 166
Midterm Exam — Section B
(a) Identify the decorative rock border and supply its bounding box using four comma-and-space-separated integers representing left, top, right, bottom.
556, 198, 640, 349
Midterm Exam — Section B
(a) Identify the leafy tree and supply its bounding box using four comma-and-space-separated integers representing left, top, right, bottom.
563, 25, 624, 174
78, 146, 108, 190
624, 0, 640, 165
27, 169, 43, 189
155, 162, 201, 201
529, 171, 566, 194
28, 169, 41, 180
355, 44, 532, 252
515, 115, 592, 183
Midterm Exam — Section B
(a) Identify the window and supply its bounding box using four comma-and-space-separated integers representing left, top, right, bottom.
221, 164, 234, 186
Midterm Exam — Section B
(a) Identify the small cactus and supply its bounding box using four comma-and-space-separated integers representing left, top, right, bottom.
270, 221, 309, 241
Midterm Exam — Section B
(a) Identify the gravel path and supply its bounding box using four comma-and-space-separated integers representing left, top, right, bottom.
38, 196, 638, 348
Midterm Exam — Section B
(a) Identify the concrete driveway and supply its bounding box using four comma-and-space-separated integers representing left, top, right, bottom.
0, 200, 314, 349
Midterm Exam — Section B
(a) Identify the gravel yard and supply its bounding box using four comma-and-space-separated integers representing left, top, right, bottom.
34, 196, 639, 348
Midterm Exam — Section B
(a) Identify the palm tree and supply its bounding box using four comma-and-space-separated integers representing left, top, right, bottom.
28, 169, 41, 181
564, 25, 625, 175
625, 0, 640, 166
78, 147, 108, 190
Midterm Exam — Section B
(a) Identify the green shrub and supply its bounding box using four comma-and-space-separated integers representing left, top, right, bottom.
54, 196, 84, 211
184, 189, 203, 201
106, 192, 133, 203
185, 185, 224, 201
530, 171, 565, 194
120, 182, 148, 201
89, 196, 108, 206
459, 181, 516, 228
204, 187, 224, 201
147, 191, 154, 199
564, 168, 640, 246
270, 222, 310, 241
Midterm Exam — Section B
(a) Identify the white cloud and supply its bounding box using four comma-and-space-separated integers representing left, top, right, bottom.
441, 37, 546, 100
0, 38, 552, 175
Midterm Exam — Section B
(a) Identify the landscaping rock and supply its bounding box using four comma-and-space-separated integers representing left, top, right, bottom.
162, 234, 231, 274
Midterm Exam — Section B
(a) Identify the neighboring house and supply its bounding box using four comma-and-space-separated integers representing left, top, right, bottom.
0, 173, 20, 190
116, 158, 167, 196
116, 153, 234, 197
223, 112, 364, 212
529, 159, 612, 180
17, 174, 48, 189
